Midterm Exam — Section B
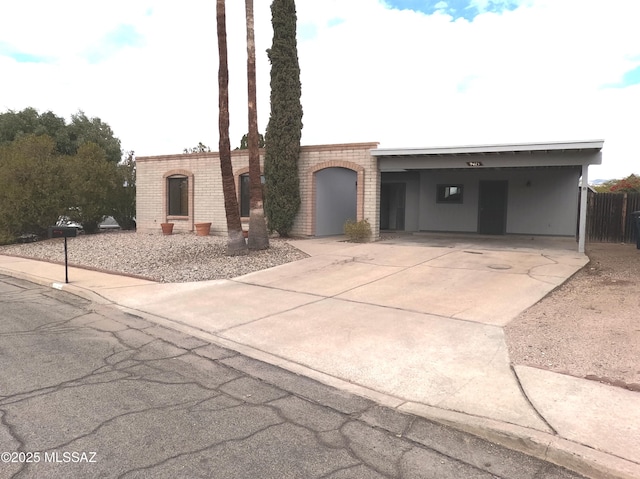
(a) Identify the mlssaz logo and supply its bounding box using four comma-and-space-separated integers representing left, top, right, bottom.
44, 451, 97, 463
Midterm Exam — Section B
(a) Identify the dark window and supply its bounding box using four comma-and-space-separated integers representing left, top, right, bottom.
436, 184, 463, 204
168, 176, 188, 216
240, 173, 265, 217
240, 174, 250, 217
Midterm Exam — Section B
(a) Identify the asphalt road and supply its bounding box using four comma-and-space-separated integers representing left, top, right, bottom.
0, 275, 585, 479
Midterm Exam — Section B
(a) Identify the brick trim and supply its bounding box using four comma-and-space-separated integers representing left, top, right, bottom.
163, 169, 195, 231
136, 143, 378, 163
308, 161, 365, 236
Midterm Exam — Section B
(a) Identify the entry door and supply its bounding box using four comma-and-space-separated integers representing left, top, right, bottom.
380, 183, 406, 230
478, 181, 508, 235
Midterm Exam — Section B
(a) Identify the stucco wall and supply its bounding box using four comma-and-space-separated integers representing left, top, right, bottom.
506, 168, 581, 235
380, 172, 420, 232
417, 167, 581, 236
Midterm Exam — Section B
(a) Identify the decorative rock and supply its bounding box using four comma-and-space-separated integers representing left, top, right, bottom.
0, 231, 307, 283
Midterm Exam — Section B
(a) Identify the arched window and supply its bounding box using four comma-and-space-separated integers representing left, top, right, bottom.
167, 175, 189, 216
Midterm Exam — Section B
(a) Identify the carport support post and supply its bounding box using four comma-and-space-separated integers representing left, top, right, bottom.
578, 163, 589, 254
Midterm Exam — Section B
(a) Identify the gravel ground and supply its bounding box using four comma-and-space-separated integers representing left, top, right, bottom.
505, 242, 640, 391
0, 231, 308, 283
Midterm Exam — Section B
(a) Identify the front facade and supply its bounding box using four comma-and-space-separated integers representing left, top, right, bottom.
136, 143, 379, 237
136, 140, 603, 252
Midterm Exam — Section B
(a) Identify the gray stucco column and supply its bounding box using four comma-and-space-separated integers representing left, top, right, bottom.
578, 163, 589, 253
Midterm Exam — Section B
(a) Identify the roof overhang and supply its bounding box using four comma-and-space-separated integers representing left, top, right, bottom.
373, 140, 603, 171
372, 140, 604, 157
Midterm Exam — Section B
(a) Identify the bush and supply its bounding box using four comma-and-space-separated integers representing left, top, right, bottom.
0, 135, 69, 239
344, 218, 372, 243
66, 143, 120, 234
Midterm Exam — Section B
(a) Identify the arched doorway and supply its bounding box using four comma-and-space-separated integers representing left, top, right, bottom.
315, 167, 357, 236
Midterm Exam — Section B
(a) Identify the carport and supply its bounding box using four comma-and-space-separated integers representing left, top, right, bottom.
372, 140, 603, 253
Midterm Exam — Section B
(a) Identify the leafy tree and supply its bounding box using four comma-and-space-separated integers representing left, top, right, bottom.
0, 135, 70, 243
183, 142, 212, 154
110, 151, 137, 230
236, 132, 265, 150
0, 108, 121, 162
217, 0, 248, 256
245, 0, 269, 250
0, 108, 70, 154
594, 174, 640, 193
0, 108, 127, 242
39, 110, 74, 155
66, 143, 120, 233
264, 0, 303, 236
68, 111, 122, 163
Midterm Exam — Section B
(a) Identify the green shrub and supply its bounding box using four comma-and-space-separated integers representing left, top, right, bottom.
344, 218, 372, 243
0, 231, 15, 246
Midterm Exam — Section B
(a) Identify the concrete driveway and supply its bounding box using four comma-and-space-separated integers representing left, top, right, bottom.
95, 235, 587, 433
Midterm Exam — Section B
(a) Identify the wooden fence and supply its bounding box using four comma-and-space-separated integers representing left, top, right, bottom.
587, 191, 640, 243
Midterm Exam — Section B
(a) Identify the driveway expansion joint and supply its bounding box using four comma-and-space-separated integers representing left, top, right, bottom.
510, 365, 557, 436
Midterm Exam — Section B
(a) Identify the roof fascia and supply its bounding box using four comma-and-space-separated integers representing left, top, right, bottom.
371, 140, 604, 157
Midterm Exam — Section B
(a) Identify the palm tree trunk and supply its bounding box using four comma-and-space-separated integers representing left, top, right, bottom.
245, 0, 269, 250
217, 0, 247, 256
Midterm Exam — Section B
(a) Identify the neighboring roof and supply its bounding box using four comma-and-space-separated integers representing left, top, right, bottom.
371, 140, 604, 157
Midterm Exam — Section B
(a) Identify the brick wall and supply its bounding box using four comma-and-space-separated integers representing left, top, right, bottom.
295, 143, 380, 237
136, 142, 380, 238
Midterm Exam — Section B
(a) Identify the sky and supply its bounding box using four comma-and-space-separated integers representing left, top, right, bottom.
1, 0, 638, 181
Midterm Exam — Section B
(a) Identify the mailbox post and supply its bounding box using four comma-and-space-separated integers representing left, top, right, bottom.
47, 226, 77, 283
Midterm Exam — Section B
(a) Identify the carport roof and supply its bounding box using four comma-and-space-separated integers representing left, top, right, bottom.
371, 140, 604, 157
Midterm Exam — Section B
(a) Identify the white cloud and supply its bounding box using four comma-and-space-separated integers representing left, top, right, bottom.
0, 0, 638, 179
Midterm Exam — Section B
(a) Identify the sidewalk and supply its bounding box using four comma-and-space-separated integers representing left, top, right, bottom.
1, 237, 638, 479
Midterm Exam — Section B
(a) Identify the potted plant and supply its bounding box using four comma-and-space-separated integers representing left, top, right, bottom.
195, 222, 212, 236
161, 222, 174, 235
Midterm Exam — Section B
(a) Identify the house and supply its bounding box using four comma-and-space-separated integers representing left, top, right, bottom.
136, 139, 603, 252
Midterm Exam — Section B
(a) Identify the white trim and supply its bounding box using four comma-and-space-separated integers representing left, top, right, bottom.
578, 164, 589, 253
371, 140, 604, 157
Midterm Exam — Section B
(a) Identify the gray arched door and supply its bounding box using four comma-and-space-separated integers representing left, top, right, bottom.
315, 167, 357, 236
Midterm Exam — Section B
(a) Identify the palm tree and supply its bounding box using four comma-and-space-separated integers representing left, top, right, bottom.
217, 0, 247, 256
245, 0, 269, 250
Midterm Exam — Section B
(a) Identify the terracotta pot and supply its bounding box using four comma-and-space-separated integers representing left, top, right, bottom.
195, 222, 212, 236
161, 223, 174, 235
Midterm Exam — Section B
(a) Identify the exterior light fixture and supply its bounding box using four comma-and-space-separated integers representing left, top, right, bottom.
466, 161, 483, 167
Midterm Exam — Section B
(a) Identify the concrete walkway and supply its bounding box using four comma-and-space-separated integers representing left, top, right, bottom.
1, 235, 638, 479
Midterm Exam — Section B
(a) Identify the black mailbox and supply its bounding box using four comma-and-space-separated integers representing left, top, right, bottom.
48, 226, 77, 283
48, 226, 78, 239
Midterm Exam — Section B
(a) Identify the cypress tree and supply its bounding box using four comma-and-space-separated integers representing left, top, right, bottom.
264, 0, 303, 237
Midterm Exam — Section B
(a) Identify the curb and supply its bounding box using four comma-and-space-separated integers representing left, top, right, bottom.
0, 266, 113, 305
399, 403, 640, 479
